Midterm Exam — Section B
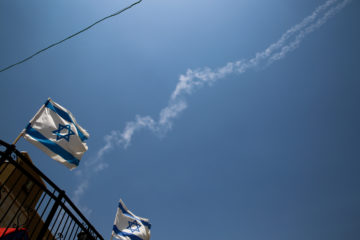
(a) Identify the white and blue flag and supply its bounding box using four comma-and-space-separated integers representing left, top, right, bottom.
23, 98, 89, 170
111, 199, 151, 240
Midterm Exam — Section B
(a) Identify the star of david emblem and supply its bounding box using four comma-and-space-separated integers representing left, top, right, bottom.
52, 124, 75, 142
127, 220, 141, 233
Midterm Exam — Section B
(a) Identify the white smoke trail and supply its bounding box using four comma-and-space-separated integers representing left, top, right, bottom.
103, 0, 350, 149
72, 0, 351, 206
268, 0, 351, 63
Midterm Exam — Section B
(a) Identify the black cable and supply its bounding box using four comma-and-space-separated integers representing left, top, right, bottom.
0, 0, 142, 73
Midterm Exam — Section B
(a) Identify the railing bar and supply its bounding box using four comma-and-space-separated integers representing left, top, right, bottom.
36, 196, 53, 221
0, 169, 23, 208
18, 187, 42, 238
48, 207, 64, 237
37, 190, 64, 239
38, 190, 56, 219
59, 214, 71, 238
29, 195, 54, 239
54, 208, 69, 236
3, 158, 58, 198
0, 175, 26, 223
60, 200, 103, 239
62, 194, 103, 239
63, 219, 74, 240
68, 220, 77, 240
0, 140, 104, 239
3, 179, 38, 230
34, 191, 48, 212
26, 191, 49, 237
0, 165, 18, 201
25, 186, 42, 216
52, 209, 66, 239
72, 225, 81, 240
6, 143, 105, 237
58, 201, 103, 239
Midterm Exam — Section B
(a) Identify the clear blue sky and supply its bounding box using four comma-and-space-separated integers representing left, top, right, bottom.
1, 0, 359, 239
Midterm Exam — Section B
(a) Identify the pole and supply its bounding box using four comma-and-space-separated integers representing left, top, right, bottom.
12, 130, 25, 145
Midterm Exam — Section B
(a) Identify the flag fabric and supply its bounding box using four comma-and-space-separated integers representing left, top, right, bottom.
23, 98, 89, 170
111, 199, 151, 240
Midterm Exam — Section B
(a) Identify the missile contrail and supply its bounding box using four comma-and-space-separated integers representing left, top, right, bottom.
72, 0, 351, 209
99, 0, 350, 155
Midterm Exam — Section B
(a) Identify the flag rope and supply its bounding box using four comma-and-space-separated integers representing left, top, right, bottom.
0, 0, 143, 73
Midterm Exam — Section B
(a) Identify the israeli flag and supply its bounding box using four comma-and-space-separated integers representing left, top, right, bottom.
23, 98, 89, 170
111, 199, 151, 240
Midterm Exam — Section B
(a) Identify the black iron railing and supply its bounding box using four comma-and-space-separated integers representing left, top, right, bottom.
0, 139, 104, 240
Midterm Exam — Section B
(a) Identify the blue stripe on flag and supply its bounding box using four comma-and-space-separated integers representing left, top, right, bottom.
113, 225, 143, 240
141, 221, 151, 230
118, 202, 151, 229
25, 124, 80, 166
45, 100, 88, 141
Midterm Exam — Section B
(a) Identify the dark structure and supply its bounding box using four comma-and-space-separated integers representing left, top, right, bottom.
0, 139, 103, 240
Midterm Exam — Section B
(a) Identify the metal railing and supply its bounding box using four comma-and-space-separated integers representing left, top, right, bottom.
0, 139, 104, 240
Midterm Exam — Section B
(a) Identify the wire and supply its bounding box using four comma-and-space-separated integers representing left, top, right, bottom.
0, 0, 142, 73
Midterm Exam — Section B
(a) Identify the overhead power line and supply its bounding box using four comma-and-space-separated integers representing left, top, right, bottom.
0, 0, 142, 73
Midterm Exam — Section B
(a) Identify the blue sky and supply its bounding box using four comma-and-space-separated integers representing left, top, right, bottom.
1, 0, 360, 239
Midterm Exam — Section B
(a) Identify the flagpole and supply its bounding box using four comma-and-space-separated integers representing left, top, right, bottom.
12, 130, 25, 145
13, 99, 48, 146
